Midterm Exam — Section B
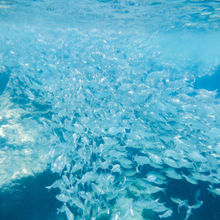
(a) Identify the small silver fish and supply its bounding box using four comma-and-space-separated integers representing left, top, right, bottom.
57, 205, 74, 220
192, 200, 203, 209
159, 209, 173, 218
134, 155, 150, 166
208, 185, 220, 196
170, 197, 188, 213
185, 200, 203, 220
182, 174, 198, 185
165, 168, 182, 180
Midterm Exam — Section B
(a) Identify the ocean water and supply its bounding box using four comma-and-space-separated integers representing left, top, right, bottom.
0, 0, 220, 220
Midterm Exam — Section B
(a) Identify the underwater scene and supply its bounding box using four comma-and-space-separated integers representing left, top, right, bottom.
0, 0, 220, 220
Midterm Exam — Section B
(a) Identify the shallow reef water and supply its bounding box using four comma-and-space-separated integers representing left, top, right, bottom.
0, 0, 220, 220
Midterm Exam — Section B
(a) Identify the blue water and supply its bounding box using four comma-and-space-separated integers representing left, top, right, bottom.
0, 0, 220, 220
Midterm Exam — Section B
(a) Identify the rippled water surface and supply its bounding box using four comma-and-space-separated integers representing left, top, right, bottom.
0, 1, 220, 220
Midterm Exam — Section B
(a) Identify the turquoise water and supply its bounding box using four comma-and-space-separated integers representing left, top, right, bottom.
0, 0, 220, 220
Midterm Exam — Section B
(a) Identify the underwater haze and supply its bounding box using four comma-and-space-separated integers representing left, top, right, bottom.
0, 0, 220, 220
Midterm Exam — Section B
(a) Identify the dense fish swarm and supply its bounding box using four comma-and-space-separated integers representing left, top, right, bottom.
0, 27, 220, 220
28, 29, 219, 219
0, 0, 220, 219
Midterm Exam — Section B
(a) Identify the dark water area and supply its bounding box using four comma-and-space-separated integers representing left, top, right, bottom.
165, 179, 220, 220
0, 69, 10, 96
0, 171, 64, 220
194, 65, 220, 98
1, 170, 220, 220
